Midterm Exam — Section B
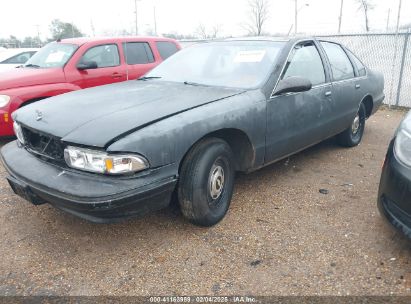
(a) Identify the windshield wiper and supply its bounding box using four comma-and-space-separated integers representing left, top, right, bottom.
138, 76, 162, 81
24, 64, 40, 68
183, 81, 208, 86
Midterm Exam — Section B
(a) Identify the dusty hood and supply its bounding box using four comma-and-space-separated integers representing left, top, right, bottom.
0, 67, 65, 90
14, 80, 245, 147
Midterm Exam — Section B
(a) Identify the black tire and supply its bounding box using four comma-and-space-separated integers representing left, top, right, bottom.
178, 138, 235, 227
337, 103, 366, 147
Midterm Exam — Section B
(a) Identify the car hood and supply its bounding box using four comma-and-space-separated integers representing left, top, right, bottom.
14, 80, 246, 147
0, 68, 65, 90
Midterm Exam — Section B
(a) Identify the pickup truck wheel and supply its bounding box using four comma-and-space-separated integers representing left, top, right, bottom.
178, 138, 235, 227
337, 103, 366, 147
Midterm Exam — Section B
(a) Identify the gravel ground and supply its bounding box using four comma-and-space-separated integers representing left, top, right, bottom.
0, 108, 410, 297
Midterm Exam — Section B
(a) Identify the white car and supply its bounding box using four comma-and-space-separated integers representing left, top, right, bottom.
0, 48, 38, 72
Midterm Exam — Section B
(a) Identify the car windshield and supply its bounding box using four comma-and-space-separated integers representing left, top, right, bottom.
145, 41, 285, 89
24, 42, 78, 68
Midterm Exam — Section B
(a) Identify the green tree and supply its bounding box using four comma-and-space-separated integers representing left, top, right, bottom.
22, 36, 42, 48
8, 35, 21, 48
49, 19, 83, 40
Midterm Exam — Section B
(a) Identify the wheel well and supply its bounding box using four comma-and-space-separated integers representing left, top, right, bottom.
362, 95, 373, 118
19, 97, 49, 108
180, 129, 255, 173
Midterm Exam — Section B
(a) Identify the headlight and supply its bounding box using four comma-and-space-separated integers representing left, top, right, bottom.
13, 122, 25, 145
0, 95, 10, 107
64, 146, 149, 175
394, 128, 411, 167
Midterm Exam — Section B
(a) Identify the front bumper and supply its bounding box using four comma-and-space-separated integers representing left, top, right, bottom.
1, 141, 177, 223
378, 140, 411, 239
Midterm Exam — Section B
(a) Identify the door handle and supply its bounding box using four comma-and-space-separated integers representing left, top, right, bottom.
112, 72, 123, 79
355, 84, 361, 89
325, 91, 332, 97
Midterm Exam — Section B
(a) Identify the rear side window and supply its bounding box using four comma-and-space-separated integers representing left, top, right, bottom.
123, 42, 155, 64
156, 41, 179, 60
321, 42, 354, 81
346, 49, 366, 77
81, 44, 120, 68
282, 42, 325, 86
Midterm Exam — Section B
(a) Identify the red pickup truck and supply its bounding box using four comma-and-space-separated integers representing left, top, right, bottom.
0, 36, 180, 137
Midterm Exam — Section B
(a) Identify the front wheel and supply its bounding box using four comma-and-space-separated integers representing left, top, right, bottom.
178, 138, 235, 227
337, 103, 366, 147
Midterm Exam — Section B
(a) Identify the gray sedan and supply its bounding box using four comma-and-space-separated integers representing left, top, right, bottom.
1, 37, 385, 226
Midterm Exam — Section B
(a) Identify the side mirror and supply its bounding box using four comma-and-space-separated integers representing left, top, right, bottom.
273, 76, 312, 96
77, 61, 98, 70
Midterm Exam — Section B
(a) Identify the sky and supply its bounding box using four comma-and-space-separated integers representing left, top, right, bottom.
0, 0, 410, 40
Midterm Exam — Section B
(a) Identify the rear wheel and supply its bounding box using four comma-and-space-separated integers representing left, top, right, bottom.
337, 103, 366, 147
178, 138, 235, 227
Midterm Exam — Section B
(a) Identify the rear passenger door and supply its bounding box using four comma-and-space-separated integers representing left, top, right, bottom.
345, 48, 368, 105
122, 42, 157, 80
320, 41, 360, 132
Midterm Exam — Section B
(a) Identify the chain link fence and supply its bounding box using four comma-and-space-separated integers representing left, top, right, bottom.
181, 32, 411, 108
318, 32, 411, 108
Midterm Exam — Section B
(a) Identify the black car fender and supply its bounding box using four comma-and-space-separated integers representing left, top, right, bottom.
106, 90, 267, 173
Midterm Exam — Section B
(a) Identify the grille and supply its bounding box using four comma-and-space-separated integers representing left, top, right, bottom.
21, 127, 65, 161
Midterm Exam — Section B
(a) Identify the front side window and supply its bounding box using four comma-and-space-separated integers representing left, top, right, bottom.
123, 42, 154, 64
321, 42, 355, 81
282, 42, 326, 86
156, 41, 179, 60
24, 43, 77, 68
80, 44, 120, 68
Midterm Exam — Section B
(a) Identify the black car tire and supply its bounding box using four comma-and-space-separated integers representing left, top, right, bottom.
178, 137, 235, 227
337, 102, 366, 147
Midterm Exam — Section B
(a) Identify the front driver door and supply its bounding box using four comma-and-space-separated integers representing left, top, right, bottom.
75, 43, 127, 89
265, 41, 333, 163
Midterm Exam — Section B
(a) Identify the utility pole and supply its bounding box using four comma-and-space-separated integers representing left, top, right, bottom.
338, 0, 344, 33
395, 0, 402, 32
294, 0, 298, 35
70, 21, 75, 38
386, 8, 391, 32
294, 0, 308, 35
90, 19, 96, 37
153, 6, 157, 35
134, 0, 140, 35
34, 24, 40, 47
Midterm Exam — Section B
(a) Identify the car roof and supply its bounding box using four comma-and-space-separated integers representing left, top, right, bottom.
224, 36, 291, 42
186, 36, 326, 46
59, 36, 178, 46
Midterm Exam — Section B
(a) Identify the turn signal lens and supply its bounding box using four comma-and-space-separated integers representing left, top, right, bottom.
13, 122, 25, 145
394, 129, 411, 167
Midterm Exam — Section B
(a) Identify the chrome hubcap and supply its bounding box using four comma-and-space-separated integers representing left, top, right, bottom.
352, 114, 360, 134
209, 164, 225, 200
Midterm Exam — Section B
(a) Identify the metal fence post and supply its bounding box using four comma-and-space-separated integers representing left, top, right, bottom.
388, 33, 402, 108
396, 31, 410, 106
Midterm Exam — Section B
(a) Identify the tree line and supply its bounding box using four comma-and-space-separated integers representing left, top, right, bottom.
2, 0, 411, 49
0, 19, 83, 48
